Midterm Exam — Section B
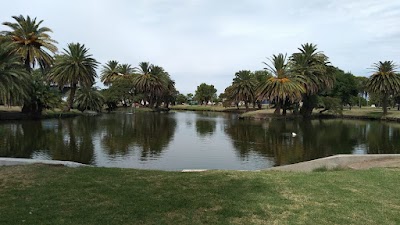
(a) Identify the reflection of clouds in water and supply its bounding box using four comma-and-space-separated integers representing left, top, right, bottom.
352, 144, 367, 154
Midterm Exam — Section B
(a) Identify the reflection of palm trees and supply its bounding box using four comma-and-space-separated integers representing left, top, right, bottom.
225, 119, 383, 166
0, 117, 96, 164
195, 120, 216, 136
100, 112, 177, 160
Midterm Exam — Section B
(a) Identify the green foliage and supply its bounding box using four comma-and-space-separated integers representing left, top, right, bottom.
290, 43, 334, 117
74, 86, 105, 112
194, 83, 217, 105
318, 96, 342, 114
48, 43, 99, 111
258, 53, 305, 114
132, 62, 176, 109
0, 38, 30, 104
1, 15, 58, 72
329, 69, 358, 106
175, 93, 187, 104
226, 70, 257, 109
366, 61, 400, 114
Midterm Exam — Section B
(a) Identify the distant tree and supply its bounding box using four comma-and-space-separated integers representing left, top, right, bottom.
75, 86, 105, 112
330, 69, 358, 109
176, 93, 187, 104
366, 61, 400, 115
48, 43, 99, 111
253, 70, 272, 109
132, 62, 175, 109
354, 76, 369, 108
228, 70, 257, 110
194, 83, 217, 105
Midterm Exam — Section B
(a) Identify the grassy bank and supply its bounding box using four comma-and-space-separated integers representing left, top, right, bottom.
0, 106, 82, 120
240, 107, 400, 121
1, 165, 399, 224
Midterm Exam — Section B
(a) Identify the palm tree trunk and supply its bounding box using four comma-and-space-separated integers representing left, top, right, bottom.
274, 99, 281, 115
245, 102, 249, 111
65, 83, 77, 112
383, 94, 388, 115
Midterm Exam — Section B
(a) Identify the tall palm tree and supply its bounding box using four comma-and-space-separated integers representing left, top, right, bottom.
229, 70, 257, 110
290, 43, 334, 117
100, 60, 119, 86
48, 43, 99, 111
0, 38, 29, 104
366, 61, 400, 115
1, 15, 58, 72
257, 53, 305, 115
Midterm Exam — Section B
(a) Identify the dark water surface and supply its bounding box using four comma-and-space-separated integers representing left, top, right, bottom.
1, 111, 399, 170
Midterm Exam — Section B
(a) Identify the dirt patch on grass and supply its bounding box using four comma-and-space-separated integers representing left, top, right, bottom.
347, 157, 400, 170
0, 165, 38, 190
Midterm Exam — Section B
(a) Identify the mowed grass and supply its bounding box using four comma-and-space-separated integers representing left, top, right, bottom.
1, 165, 399, 225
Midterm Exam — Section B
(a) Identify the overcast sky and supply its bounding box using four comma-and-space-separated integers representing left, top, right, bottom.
1, 0, 399, 94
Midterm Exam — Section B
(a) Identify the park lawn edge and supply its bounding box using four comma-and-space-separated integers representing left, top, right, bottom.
0, 164, 399, 225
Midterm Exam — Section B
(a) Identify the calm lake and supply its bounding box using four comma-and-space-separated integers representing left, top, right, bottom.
1, 110, 399, 170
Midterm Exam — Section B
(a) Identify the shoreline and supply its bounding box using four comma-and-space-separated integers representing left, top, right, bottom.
2, 154, 399, 172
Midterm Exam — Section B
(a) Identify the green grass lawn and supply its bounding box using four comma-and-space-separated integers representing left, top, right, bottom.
1, 165, 399, 225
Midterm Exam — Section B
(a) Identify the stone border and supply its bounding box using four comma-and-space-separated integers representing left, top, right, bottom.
0, 158, 88, 168
266, 154, 400, 172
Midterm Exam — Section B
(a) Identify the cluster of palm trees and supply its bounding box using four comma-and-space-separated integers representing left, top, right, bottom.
224, 43, 334, 116
225, 43, 400, 116
100, 61, 176, 109
0, 15, 104, 114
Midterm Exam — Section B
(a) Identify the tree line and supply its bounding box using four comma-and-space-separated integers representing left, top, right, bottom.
1, 15, 399, 117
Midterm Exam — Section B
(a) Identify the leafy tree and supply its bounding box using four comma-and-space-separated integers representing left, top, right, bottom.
257, 53, 305, 115
330, 69, 358, 109
48, 43, 99, 111
176, 93, 187, 104
194, 83, 217, 105
290, 43, 334, 117
366, 61, 400, 115
1, 15, 57, 72
74, 86, 105, 112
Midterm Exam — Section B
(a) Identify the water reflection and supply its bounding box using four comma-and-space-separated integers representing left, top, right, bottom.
0, 111, 400, 170
0, 117, 96, 164
99, 112, 176, 160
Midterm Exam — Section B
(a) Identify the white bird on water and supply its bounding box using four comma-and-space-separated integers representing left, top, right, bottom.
292, 132, 297, 137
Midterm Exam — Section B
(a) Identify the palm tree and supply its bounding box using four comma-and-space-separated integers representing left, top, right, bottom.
132, 62, 170, 108
290, 43, 334, 117
0, 38, 29, 105
257, 53, 305, 115
48, 43, 99, 111
229, 70, 257, 110
1, 15, 58, 72
366, 61, 400, 115
75, 86, 105, 112
100, 60, 119, 86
